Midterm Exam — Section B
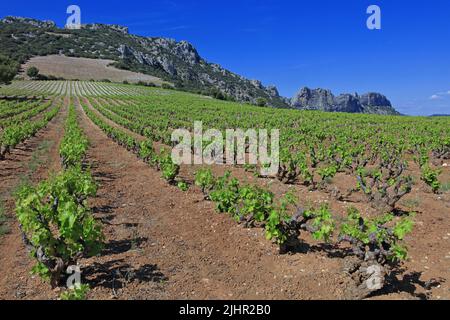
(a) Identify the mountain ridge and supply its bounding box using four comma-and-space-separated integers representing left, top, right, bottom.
291, 87, 399, 115
0, 16, 399, 114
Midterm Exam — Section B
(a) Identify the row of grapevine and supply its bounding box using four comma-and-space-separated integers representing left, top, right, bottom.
0, 81, 151, 97
81, 100, 182, 185
3, 81, 448, 299
0, 99, 54, 130
97, 93, 449, 198
0, 99, 61, 160
15, 101, 104, 300
193, 168, 414, 298
82, 95, 416, 298
0, 98, 43, 119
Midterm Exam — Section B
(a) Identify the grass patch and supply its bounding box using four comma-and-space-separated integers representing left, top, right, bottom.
27, 140, 53, 173
11, 174, 32, 198
441, 181, 450, 193
0, 201, 10, 237
400, 197, 421, 210
4, 140, 53, 204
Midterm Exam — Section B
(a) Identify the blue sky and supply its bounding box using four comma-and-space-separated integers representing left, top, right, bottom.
1, 0, 450, 115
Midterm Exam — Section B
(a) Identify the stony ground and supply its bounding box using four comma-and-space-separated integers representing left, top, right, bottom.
0, 97, 449, 300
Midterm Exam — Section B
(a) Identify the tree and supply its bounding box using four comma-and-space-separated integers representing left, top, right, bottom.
27, 66, 40, 79
256, 97, 268, 107
215, 91, 226, 100
0, 55, 19, 85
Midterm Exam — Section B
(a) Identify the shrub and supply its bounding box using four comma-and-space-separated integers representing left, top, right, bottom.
355, 157, 413, 212
177, 181, 189, 191
15, 167, 104, 288
339, 208, 414, 298
138, 139, 156, 163
420, 165, 441, 193
27, 66, 40, 79
0, 54, 19, 84
60, 284, 90, 300
209, 171, 240, 214
277, 148, 313, 186
256, 97, 267, 107
194, 168, 216, 196
235, 185, 274, 225
157, 148, 180, 183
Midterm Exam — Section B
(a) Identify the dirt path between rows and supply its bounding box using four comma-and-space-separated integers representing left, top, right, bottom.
0, 97, 68, 299
26, 97, 61, 123
84, 96, 450, 300
74, 97, 359, 300
83, 97, 144, 142
1, 94, 447, 300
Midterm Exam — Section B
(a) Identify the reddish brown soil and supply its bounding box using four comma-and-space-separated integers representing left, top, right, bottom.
74, 98, 352, 300
83, 96, 450, 300
0, 95, 448, 300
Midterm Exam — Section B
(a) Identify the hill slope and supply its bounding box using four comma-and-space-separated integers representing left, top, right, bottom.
0, 16, 287, 107
22, 55, 166, 84
0, 16, 399, 114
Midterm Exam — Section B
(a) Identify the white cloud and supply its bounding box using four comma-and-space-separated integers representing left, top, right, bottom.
429, 90, 450, 100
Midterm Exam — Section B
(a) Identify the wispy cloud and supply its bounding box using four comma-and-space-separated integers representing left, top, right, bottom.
163, 25, 190, 31
429, 90, 450, 100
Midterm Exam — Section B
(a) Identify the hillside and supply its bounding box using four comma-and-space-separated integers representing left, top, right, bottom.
0, 16, 399, 114
291, 88, 400, 115
0, 16, 287, 107
21, 55, 166, 84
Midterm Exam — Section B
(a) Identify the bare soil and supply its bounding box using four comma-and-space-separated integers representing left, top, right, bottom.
22, 55, 166, 85
82, 96, 450, 300
0, 96, 448, 300
74, 98, 353, 300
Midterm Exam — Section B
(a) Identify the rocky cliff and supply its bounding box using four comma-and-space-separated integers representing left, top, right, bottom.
291, 87, 399, 115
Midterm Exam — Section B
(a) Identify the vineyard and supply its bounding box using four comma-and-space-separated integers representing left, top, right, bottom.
0, 80, 151, 97
0, 80, 449, 300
